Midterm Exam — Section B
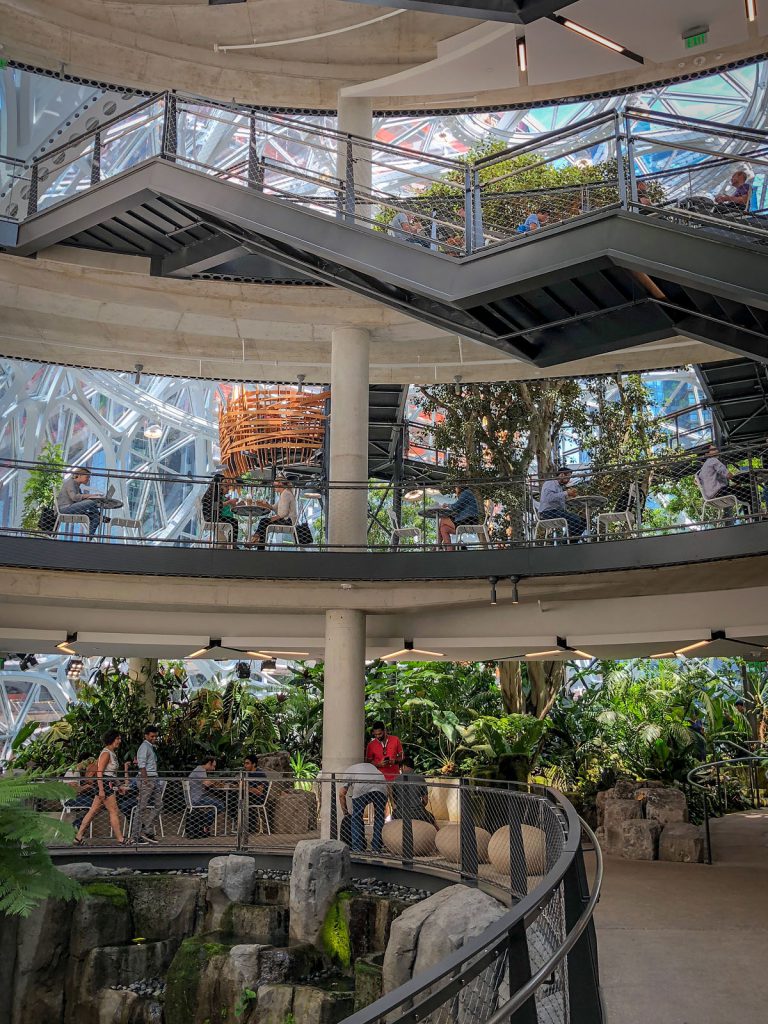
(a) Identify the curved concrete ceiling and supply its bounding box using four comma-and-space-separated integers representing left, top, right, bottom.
0, 249, 727, 383
2, 0, 766, 111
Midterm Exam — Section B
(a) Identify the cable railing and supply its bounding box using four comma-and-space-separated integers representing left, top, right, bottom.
3, 91, 768, 258
0, 439, 767, 552
28, 769, 602, 1023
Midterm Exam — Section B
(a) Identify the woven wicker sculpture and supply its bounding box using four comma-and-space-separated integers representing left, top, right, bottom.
219, 386, 330, 476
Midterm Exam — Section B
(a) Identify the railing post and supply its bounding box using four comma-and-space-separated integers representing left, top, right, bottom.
506, 917, 537, 1024
344, 136, 355, 224
703, 790, 713, 864
90, 131, 102, 187
247, 113, 260, 189
508, 791, 528, 898
330, 773, 338, 840
402, 814, 414, 868
237, 770, 248, 850
472, 167, 484, 251
615, 113, 627, 208
563, 844, 604, 1024
463, 166, 473, 255
162, 93, 178, 162
27, 162, 38, 217
624, 112, 638, 207
459, 778, 478, 884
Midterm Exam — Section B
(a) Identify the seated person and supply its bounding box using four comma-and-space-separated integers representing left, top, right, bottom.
63, 759, 98, 830
338, 761, 388, 854
187, 756, 227, 836
714, 170, 751, 213
695, 444, 751, 508
438, 485, 480, 550
517, 208, 550, 234
243, 753, 268, 832
249, 476, 297, 550
538, 467, 586, 540
390, 757, 436, 827
57, 466, 105, 538
389, 210, 423, 244
201, 471, 239, 546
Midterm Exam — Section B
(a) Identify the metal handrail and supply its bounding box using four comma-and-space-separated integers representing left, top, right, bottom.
687, 754, 768, 863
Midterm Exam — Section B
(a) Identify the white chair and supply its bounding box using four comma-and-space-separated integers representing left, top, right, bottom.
451, 513, 491, 548
533, 500, 569, 543
196, 497, 234, 548
60, 797, 94, 837
105, 517, 143, 543
265, 523, 299, 549
53, 497, 91, 540
178, 779, 219, 837
247, 780, 272, 836
596, 481, 640, 538
694, 475, 750, 521
388, 509, 421, 548
123, 780, 166, 838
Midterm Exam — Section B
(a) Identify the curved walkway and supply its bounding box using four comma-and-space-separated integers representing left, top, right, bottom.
595, 811, 768, 1024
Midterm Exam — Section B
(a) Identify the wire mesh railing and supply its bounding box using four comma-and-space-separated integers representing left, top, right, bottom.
3, 91, 768, 259
29, 769, 601, 1023
1, 439, 766, 552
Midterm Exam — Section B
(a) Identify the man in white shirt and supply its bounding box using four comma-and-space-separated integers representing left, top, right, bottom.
695, 444, 751, 507
339, 761, 387, 853
133, 724, 162, 845
250, 477, 298, 550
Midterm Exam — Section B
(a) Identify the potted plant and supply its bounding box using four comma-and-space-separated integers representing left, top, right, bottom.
21, 441, 65, 532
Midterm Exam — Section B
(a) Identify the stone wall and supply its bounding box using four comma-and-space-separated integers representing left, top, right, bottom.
595, 781, 704, 863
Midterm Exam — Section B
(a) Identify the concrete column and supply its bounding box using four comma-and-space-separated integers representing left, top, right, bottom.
336, 94, 373, 225
328, 326, 370, 550
321, 608, 367, 838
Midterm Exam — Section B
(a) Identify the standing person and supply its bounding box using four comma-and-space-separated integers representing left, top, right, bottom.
57, 466, 105, 538
365, 721, 404, 782
133, 725, 162, 845
538, 467, 586, 540
339, 761, 388, 853
73, 730, 130, 846
249, 476, 297, 550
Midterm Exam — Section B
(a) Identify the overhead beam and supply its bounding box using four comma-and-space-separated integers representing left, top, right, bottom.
157, 233, 248, 277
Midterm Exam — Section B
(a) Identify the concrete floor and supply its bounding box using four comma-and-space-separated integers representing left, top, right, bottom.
594, 811, 768, 1024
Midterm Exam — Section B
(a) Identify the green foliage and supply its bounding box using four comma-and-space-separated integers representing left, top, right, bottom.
83, 881, 129, 907
0, 772, 82, 917
459, 714, 550, 781
21, 440, 64, 529
15, 662, 279, 773
234, 988, 257, 1019
321, 892, 352, 969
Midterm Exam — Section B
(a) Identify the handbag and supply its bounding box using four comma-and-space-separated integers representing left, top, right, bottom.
295, 521, 313, 546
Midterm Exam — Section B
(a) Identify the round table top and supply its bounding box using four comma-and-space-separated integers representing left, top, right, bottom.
233, 503, 269, 514
422, 505, 450, 517
567, 494, 609, 507
94, 497, 123, 509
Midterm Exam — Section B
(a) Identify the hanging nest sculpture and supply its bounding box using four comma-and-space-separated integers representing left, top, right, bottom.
219, 386, 330, 476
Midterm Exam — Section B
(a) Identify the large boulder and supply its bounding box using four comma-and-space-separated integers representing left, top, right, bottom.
603, 799, 642, 828
382, 819, 437, 857
96, 990, 162, 1024
289, 839, 351, 946
621, 820, 661, 860
383, 885, 507, 1023
434, 824, 491, 864
594, 825, 624, 857
643, 788, 688, 825
659, 823, 704, 863
272, 789, 317, 835
253, 983, 355, 1024
207, 855, 257, 930
487, 824, 547, 877
222, 903, 289, 946
257, 751, 291, 774
72, 941, 175, 1024
9, 897, 73, 1024
122, 875, 203, 945
69, 884, 132, 959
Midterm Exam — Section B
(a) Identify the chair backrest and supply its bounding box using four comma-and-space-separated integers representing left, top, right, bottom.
181, 779, 192, 809
693, 472, 706, 500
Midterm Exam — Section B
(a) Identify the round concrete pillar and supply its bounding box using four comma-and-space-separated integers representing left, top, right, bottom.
320, 608, 366, 837
336, 94, 373, 224
328, 326, 370, 550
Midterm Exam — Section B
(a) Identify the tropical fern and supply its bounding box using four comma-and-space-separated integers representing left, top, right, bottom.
0, 773, 82, 917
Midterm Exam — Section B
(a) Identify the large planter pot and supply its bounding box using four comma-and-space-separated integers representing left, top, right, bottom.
425, 778, 451, 821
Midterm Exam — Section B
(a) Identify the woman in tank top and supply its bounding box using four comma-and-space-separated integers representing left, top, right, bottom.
74, 729, 130, 845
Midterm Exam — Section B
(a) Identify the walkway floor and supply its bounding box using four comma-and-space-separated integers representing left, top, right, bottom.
594, 810, 768, 1024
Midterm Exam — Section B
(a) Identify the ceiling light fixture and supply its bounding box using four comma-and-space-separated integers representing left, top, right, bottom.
250, 649, 310, 658
187, 639, 220, 659
550, 15, 644, 63
745, 0, 758, 22
489, 576, 498, 606
516, 37, 527, 72
404, 489, 422, 501
511, 576, 520, 605
133, 363, 143, 385
56, 632, 78, 655
382, 640, 444, 660
296, 374, 306, 394
143, 423, 162, 440
674, 639, 711, 655
524, 636, 595, 659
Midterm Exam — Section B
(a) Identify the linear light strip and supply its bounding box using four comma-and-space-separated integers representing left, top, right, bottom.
516, 37, 528, 73
746, 0, 758, 23
549, 15, 645, 65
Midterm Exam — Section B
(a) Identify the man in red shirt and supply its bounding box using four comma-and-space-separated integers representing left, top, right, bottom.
365, 721, 403, 782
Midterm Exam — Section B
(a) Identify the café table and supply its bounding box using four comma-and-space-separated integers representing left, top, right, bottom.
566, 494, 609, 535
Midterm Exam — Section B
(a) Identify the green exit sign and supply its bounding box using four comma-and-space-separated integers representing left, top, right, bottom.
684, 28, 708, 48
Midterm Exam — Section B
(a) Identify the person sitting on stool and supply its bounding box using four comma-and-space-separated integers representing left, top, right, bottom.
249, 477, 297, 550
438, 485, 480, 550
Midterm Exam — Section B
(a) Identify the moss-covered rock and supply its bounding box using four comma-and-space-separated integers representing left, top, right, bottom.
83, 882, 129, 908
320, 893, 352, 970
164, 935, 232, 1024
